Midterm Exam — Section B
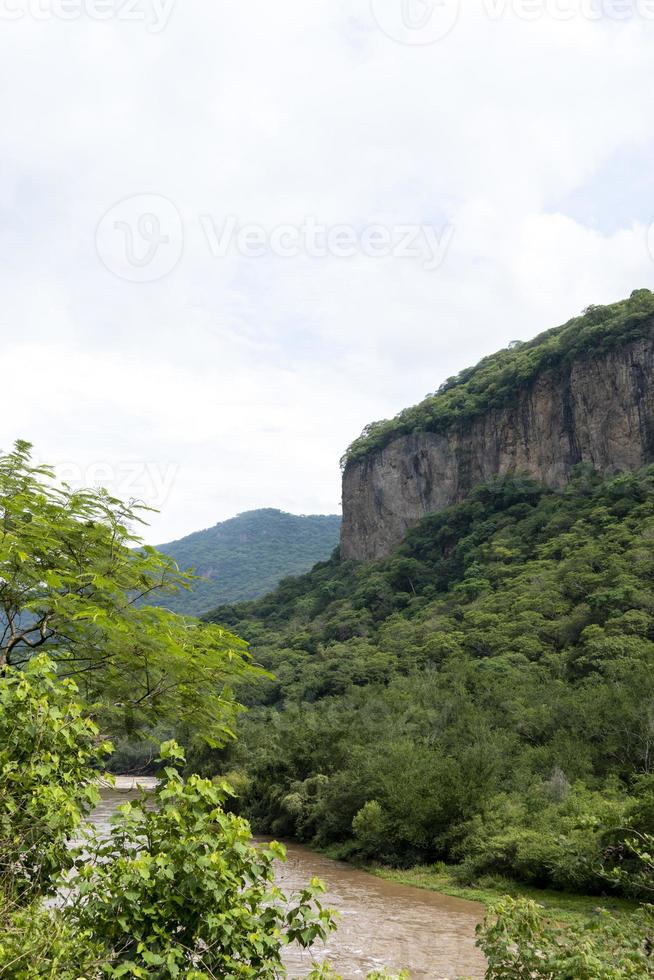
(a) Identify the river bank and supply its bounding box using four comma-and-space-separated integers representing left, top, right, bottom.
91, 786, 486, 979
96, 781, 635, 930
365, 863, 639, 927
94, 782, 640, 976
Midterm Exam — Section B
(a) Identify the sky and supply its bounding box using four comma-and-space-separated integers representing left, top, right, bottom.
1, 0, 653, 544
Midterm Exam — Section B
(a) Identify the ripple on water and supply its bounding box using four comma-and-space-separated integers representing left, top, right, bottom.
277, 843, 485, 980
90, 791, 486, 980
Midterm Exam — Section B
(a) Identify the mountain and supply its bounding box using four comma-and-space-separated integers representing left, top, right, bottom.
342, 289, 654, 558
153, 509, 341, 617
201, 292, 654, 902
208, 467, 654, 890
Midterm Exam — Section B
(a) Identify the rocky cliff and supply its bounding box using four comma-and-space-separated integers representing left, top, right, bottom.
341, 310, 654, 561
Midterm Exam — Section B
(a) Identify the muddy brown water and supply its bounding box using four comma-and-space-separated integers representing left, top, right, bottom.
90, 783, 486, 980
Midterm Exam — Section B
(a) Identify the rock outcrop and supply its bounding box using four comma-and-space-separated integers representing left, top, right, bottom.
341, 326, 654, 560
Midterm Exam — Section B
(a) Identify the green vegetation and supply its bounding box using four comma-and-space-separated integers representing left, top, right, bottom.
0, 656, 112, 913
2, 438, 653, 974
72, 745, 336, 978
207, 466, 654, 907
0, 659, 336, 978
342, 288, 654, 467
153, 509, 341, 617
477, 896, 654, 979
0, 443, 401, 979
369, 864, 637, 925
0, 440, 253, 744
201, 462, 654, 973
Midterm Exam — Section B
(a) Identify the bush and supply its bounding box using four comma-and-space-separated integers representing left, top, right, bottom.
454, 785, 628, 893
0, 658, 335, 978
0, 656, 111, 906
72, 742, 335, 978
352, 801, 388, 857
0, 663, 401, 980
478, 897, 654, 979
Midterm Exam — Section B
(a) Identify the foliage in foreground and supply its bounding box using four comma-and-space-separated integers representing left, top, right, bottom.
0, 445, 406, 978
73, 743, 334, 978
0, 657, 333, 978
0, 655, 110, 911
478, 897, 654, 979
0, 656, 407, 978
0, 440, 254, 743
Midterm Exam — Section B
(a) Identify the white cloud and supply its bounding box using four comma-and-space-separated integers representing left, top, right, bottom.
0, 0, 652, 542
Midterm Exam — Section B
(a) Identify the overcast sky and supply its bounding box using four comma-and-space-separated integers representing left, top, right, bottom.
1, 0, 653, 543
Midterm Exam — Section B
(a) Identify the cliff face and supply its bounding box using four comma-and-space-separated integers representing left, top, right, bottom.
342, 329, 654, 560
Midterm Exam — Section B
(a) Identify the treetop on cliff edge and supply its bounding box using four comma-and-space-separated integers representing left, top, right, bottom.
341, 289, 654, 470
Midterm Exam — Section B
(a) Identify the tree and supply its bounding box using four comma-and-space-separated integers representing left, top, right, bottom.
0, 443, 406, 978
0, 657, 404, 979
72, 743, 335, 978
0, 659, 334, 978
0, 441, 254, 741
0, 655, 111, 910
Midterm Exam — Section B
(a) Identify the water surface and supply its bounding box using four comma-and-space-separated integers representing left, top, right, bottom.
91, 784, 485, 980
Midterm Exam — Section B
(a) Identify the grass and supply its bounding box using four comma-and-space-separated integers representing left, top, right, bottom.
365, 863, 639, 926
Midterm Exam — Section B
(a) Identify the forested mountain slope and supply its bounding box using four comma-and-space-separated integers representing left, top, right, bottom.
342, 289, 654, 558
153, 509, 340, 617
206, 468, 654, 893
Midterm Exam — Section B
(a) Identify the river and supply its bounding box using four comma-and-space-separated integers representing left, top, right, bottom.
90, 781, 486, 980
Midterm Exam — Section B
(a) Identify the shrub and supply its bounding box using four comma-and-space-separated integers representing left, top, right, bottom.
478, 897, 654, 979
0, 655, 111, 907
352, 801, 388, 857
72, 742, 335, 978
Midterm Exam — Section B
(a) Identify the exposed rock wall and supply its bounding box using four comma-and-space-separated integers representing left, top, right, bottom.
341, 330, 654, 560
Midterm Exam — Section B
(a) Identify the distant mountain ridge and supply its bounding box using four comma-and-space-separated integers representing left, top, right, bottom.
153, 508, 341, 617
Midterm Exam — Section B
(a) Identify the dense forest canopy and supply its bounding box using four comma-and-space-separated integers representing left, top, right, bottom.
152, 509, 341, 617
206, 465, 654, 898
342, 288, 654, 468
